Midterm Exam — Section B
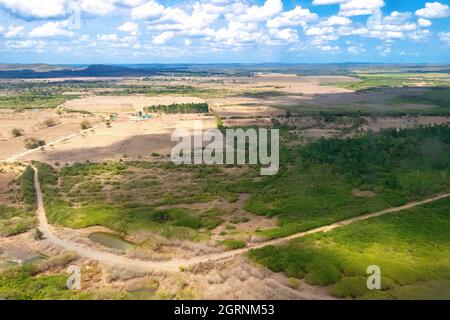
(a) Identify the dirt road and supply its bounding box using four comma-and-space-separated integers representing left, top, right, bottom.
33, 166, 450, 273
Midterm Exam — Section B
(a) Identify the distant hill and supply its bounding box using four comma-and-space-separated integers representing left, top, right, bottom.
0, 63, 78, 72
0, 63, 449, 79
0, 64, 160, 79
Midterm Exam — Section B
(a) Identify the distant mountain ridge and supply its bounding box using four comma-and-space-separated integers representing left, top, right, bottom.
0, 63, 449, 79
0, 64, 161, 79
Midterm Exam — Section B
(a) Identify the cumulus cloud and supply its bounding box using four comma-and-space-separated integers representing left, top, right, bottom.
339, 0, 385, 17
152, 31, 174, 44
29, 21, 74, 38
415, 2, 450, 19
266, 6, 318, 28
4, 25, 24, 38
438, 32, 450, 45
97, 33, 118, 41
237, 0, 283, 22
418, 18, 432, 27
312, 0, 347, 5
268, 28, 298, 42
0, 0, 69, 20
305, 26, 334, 36
131, 0, 165, 20
118, 22, 138, 35
320, 15, 352, 27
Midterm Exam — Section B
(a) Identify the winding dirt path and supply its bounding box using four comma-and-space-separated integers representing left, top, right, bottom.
33, 166, 450, 273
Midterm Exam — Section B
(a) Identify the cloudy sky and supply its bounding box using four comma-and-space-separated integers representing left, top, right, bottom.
0, 0, 449, 64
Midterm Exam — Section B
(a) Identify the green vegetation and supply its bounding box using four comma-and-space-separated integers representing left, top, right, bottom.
249, 197, 450, 299
36, 161, 252, 240
0, 266, 89, 300
0, 205, 35, 237
0, 94, 77, 111
19, 166, 36, 207
339, 73, 450, 90
219, 239, 246, 250
0, 166, 36, 236
242, 125, 450, 239
144, 103, 209, 114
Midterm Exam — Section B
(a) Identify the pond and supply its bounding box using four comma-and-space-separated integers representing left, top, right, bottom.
88, 232, 135, 251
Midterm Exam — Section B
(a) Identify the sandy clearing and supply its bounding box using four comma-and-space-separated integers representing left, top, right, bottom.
22, 114, 217, 163
62, 95, 205, 113
0, 110, 101, 160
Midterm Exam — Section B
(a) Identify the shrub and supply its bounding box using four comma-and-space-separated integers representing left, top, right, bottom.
80, 120, 92, 130
24, 137, 45, 149
41, 118, 57, 128
219, 239, 246, 250
11, 128, 24, 137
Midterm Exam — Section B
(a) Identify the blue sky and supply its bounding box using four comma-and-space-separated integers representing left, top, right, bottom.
0, 0, 449, 64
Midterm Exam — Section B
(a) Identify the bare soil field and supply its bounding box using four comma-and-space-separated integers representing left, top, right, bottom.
62, 95, 205, 113
21, 114, 216, 163
0, 110, 101, 160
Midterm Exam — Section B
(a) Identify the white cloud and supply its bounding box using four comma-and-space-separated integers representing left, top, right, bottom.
438, 32, 450, 45
383, 11, 411, 24
238, 0, 283, 22
312, 0, 347, 4
5, 39, 44, 49
317, 45, 339, 51
418, 18, 432, 27
305, 26, 334, 36
4, 25, 23, 38
29, 21, 74, 38
118, 22, 138, 35
269, 28, 298, 42
408, 29, 431, 42
80, 0, 116, 16
0, 24, 4, 33
0, 0, 68, 19
320, 15, 352, 26
339, 0, 385, 17
347, 45, 365, 54
131, 0, 166, 20
266, 6, 318, 28
152, 31, 174, 44
415, 2, 450, 19
97, 33, 118, 41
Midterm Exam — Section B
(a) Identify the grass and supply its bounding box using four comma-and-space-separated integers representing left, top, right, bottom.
249, 196, 450, 299
0, 94, 78, 111
37, 161, 253, 241
219, 239, 246, 250
337, 73, 450, 91
0, 166, 37, 236
0, 205, 35, 237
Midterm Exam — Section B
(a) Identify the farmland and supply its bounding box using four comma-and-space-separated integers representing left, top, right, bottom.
0, 64, 449, 300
